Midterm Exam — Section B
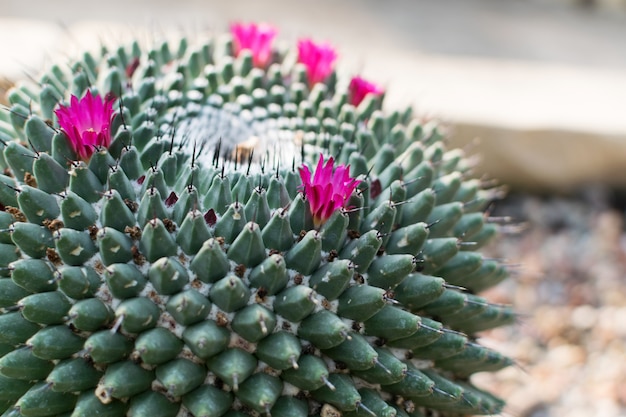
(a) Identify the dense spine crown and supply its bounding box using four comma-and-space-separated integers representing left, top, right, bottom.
0, 24, 514, 417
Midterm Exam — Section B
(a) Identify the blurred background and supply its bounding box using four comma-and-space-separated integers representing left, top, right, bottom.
1, 1, 626, 416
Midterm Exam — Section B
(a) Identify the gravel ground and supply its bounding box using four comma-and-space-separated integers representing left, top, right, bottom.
473, 189, 626, 417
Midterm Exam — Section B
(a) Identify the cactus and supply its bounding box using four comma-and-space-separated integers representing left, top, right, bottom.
0, 23, 515, 417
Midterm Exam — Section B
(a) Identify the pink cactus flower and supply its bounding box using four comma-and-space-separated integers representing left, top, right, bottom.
230, 22, 278, 68
55, 90, 116, 160
299, 154, 360, 228
297, 38, 337, 86
349, 76, 384, 106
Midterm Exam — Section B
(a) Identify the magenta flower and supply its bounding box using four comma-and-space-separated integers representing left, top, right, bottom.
55, 90, 116, 160
297, 38, 337, 86
230, 22, 278, 68
299, 154, 360, 228
349, 76, 384, 107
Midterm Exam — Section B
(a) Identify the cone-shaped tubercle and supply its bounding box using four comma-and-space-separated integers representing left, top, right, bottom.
156, 358, 207, 397
115, 297, 160, 333
107, 165, 136, 202
236, 373, 282, 414
68, 298, 115, 332
227, 221, 266, 268
394, 273, 446, 311
401, 187, 435, 228
270, 396, 309, 417
340, 230, 382, 273
203, 174, 232, 215
231, 304, 276, 342
32, 153, 69, 194
157, 150, 179, 187
4, 141, 35, 182
281, 354, 330, 391
419, 237, 460, 275
97, 227, 133, 266
58, 265, 101, 300
0, 174, 18, 208
137, 187, 169, 228
323, 332, 378, 371
288, 192, 313, 233
139, 218, 178, 262
266, 175, 290, 209
311, 373, 361, 412
19, 291, 71, 325
343, 388, 398, 417
133, 327, 184, 365
209, 274, 250, 313
148, 257, 189, 295
0, 312, 42, 346
6, 222, 54, 258
385, 316, 443, 350
118, 146, 143, 180
140, 166, 168, 199
434, 251, 483, 287
101, 190, 136, 232
98, 360, 154, 400
27, 325, 84, 360
386, 222, 429, 256
165, 289, 212, 326
426, 202, 464, 239
297, 309, 348, 349
244, 187, 271, 229
364, 305, 421, 341
432, 171, 463, 206
182, 321, 229, 360
273, 285, 317, 322
104, 263, 146, 299
382, 361, 434, 399
352, 346, 408, 385
17, 185, 60, 225
60, 190, 97, 231
0, 279, 30, 309
182, 385, 233, 417
54, 228, 97, 266
319, 208, 349, 252
336, 284, 386, 322
410, 330, 468, 360
261, 208, 294, 252
84, 330, 133, 364
172, 185, 200, 225
249, 253, 288, 295
130, 390, 180, 417
10, 258, 56, 293
255, 331, 302, 370
47, 358, 103, 393
190, 238, 230, 283
16, 382, 77, 416
214, 201, 246, 244
207, 348, 257, 391
88, 149, 116, 185
285, 230, 321, 275
309, 259, 354, 300
232, 174, 253, 205
69, 163, 104, 204
366, 254, 415, 290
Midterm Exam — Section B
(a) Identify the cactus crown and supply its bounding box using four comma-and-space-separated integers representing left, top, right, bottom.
0, 23, 514, 417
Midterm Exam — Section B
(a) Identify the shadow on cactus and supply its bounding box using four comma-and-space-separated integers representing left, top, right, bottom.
0, 22, 516, 417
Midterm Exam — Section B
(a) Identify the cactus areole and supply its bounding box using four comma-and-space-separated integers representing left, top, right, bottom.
0, 22, 515, 417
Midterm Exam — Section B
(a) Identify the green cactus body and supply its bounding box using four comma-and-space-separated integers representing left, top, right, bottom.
0, 26, 514, 417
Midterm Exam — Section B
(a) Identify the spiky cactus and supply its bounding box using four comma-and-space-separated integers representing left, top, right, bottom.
0, 24, 515, 417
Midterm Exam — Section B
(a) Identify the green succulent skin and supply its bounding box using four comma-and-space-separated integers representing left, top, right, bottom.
0, 34, 515, 417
